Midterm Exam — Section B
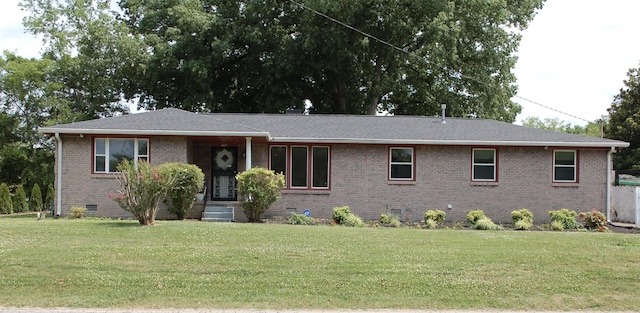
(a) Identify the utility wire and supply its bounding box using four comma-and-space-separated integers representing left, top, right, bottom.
289, 0, 595, 124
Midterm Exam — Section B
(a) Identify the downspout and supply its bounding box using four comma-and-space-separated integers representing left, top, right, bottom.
606, 146, 614, 223
54, 133, 63, 217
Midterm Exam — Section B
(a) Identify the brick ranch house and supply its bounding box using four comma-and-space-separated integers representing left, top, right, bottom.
39, 108, 628, 224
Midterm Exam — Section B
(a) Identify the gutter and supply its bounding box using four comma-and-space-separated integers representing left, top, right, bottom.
606, 146, 614, 223
54, 133, 62, 217
40, 128, 271, 139
270, 137, 630, 149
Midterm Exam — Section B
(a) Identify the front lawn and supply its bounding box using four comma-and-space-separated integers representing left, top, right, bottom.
1, 214, 639, 310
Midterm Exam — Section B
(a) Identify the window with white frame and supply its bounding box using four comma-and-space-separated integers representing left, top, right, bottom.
553, 150, 577, 182
389, 147, 414, 180
94, 138, 149, 173
269, 145, 330, 189
472, 148, 496, 181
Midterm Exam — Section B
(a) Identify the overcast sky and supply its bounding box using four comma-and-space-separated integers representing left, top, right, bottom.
1, 0, 639, 126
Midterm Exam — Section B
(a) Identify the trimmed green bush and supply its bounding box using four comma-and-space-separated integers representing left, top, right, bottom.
474, 217, 502, 230
578, 209, 608, 232
44, 184, 55, 211
379, 213, 401, 227
13, 185, 27, 213
288, 213, 316, 225
0, 183, 13, 214
236, 167, 285, 223
332, 206, 364, 227
158, 163, 205, 220
69, 206, 86, 219
512, 208, 533, 230
424, 209, 446, 228
549, 208, 578, 230
379, 214, 390, 224
30, 183, 43, 212
466, 210, 486, 225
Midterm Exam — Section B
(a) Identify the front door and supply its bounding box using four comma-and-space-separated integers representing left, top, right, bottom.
211, 147, 238, 201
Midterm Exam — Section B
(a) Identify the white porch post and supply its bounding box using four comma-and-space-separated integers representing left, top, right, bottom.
245, 137, 252, 170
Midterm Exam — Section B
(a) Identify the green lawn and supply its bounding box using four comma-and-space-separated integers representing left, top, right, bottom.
1, 214, 639, 310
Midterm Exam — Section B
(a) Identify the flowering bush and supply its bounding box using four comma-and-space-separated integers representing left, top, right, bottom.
111, 160, 174, 225
578, 209, 608, 232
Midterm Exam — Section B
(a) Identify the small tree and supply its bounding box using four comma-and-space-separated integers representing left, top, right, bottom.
158, 162, 205, 220
44, 183, 55, 212
236, 167, 285, 223
13, 185, 28, 213
30, 183, 43, 212
0, 183, 13, 214
111, 160, 174, 225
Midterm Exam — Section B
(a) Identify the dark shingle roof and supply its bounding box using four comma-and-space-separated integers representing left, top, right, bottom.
39, 108, 628, 148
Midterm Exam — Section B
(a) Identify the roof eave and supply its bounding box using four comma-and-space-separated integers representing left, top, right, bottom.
39, 128, 271, 138
270, 137, 630, 148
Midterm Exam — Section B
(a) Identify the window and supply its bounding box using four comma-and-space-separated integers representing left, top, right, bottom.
269, 145, 330, 189
389, 147, 414, 180
94, 138, 149, 173
472, 148, 496, 181
554, 150, 577, 182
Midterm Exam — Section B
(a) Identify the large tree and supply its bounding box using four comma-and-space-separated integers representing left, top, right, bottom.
607, 64, 640, 169
22, 0, 544, 121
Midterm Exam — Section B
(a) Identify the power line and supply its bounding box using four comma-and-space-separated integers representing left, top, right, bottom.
289, 0, 595, 124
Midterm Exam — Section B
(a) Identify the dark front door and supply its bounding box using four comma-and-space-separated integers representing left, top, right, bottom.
211, 147, 238, 201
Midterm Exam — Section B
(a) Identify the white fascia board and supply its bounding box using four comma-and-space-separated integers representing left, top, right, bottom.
39, 128, 271, 138
270, 137, 630, 148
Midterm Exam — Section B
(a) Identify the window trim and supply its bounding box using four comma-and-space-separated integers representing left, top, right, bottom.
93, 137, 150, 174
269, 144, 331, 190
471, 148, 497, 182
388, 147, 415, 181
553, 149, 578, 183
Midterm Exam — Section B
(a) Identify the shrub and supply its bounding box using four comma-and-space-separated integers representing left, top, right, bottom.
0, 183, 12, 214
549, 208, 578, 230
69, 206, 86, 218
578, 209, 608, 232
466, 210, 486, 225
288, 213, 316, 225
379, 213, 401, 227
13, 185, 27, 213
424, 219, 438, 229
512, 208, 533, 230
332, 206, 364, 227
473, 217, 503, 230
30, 183, 43, 212
111, 160, 175, 225
332, 206, 353, 224
424, 209, 446, 227
45, 184, 55, 211
157, 163, 205, 220
550, 220, 565, 231
236, 167, 285, 223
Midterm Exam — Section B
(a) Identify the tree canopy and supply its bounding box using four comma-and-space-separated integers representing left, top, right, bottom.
607, 63, 640, 169
20, 0, 544, 121
520, 116, 604, 138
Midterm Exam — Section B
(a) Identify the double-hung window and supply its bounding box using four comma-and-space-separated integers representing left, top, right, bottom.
389, 147, 414, 180
94, 138, 149, 173
553, 150, 577, 182
269, 145, 330, 189
472, 148, 496, 181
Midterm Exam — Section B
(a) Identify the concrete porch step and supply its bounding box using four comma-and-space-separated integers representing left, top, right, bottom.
202, 205, 234, 222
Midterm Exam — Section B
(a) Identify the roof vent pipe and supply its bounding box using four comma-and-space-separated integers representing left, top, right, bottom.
440, 103, 446, 124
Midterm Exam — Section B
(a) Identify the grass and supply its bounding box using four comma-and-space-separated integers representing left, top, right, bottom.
1, 214, 640, 310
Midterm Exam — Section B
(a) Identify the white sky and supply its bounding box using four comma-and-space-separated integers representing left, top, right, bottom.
1, 0, 639, 126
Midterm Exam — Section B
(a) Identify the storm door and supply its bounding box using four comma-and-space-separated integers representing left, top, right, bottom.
211, 147, 238, 201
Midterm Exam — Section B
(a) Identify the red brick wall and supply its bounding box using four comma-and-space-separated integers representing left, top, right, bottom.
57, 136, 610, 224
